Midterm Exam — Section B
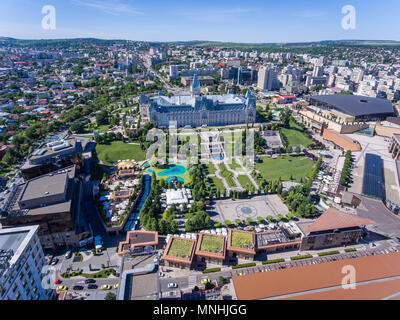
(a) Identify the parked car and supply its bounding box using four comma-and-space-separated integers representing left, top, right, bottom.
85, 279, 96, 284
73, 285, 84, 290
201, 278, 210, 285
65, 251, 72, 259
113, 284, 119, 289
54, 279, 61, 284
101, 284, 111, 290
50, 258, 59, 266
87, 284, 98, 290
56, 285, 67, 291
167, 283, 178, 288
159, 272, 165, 277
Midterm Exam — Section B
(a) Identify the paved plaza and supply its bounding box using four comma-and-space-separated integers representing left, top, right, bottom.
210, 194, 289, 223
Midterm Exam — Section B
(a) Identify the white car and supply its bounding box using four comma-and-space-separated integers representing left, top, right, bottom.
167, 283, 178, 288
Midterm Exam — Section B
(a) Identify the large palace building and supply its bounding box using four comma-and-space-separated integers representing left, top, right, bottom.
140, 75, 256, 128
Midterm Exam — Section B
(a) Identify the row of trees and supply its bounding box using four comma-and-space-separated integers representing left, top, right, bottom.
339, 151, 353, 186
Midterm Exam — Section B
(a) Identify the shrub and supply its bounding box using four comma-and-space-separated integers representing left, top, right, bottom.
290, 254, 313, 261
262, 258, 285, 265
344, 248, 357, 253
202, 268, 221, 274
318, 250, 340, 257
232, 262, 256, 269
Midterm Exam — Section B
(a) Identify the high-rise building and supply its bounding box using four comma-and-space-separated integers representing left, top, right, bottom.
0, 225, 53, 300
169, 65, 178, 78
257, 66, 278, 91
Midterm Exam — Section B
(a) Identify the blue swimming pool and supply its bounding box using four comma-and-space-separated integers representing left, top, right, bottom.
158, 165, 186, 176
166, 176, 184, 183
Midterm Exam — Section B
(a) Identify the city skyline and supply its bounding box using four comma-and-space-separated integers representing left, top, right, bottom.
1, 0, 400, 43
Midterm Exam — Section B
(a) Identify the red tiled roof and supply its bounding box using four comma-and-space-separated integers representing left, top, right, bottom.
322, 129, 361, 151
305, 208, 374, 235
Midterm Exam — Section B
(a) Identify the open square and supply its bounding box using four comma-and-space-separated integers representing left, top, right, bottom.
211, 195, 289, 223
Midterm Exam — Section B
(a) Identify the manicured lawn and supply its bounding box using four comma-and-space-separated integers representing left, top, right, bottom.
200, 235, 224, 253
228, 159, 242, 171
167, 238, 193, 258
231, 231, 253, 248
238, 175, 253, 189
210, 176, 225, 193
95, 141, 146, 165
204, 162, 216, 175
96, 124, 111, 132
280, 125, 312, 148
218, 163, 237, 188
255, 155, 314, 182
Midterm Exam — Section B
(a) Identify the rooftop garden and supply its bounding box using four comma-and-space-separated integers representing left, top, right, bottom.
231, 231, 253, 249
167, 238, 193, 258
199, 234, 224, 253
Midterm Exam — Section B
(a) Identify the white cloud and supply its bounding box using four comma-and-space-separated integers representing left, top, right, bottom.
71, 0, 143, 16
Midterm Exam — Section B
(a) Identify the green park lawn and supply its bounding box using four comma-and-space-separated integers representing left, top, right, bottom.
210, 176, 225, 193
238, 175, 254, 189
167, 238, 193, 258
200, 235, 224, 253
204, 162, 216, 175
280, 119, 312, 148
218, 163, 237, 188
231, 231, 253, 249
228, 159, 242, 171
255, 155, 314, 182
95, 141, 146, 165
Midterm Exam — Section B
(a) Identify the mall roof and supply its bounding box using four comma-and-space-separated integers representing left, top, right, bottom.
305, 208, 374, 235
310, 94, 394, 117
232, 252, 400, 300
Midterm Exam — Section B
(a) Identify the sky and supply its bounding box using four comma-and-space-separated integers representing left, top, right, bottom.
0, 0, 400, 43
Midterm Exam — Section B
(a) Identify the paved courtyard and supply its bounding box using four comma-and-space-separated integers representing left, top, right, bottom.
210, 194, 289, 223
345, 133, 400, 204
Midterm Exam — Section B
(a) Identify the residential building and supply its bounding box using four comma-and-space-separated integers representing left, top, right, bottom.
0, 225, 53, 300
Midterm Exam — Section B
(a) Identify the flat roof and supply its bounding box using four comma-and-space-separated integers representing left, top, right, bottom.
310, 95, 394, 117
162, 236, 196, 264
232, 252, 400, 300
227, 229, 256, 255
19, 171, 68, 202
195, 233, 226, 259
362, 153, 384, 200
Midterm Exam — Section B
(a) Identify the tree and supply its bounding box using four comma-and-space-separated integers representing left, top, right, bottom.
224, 220, 231, 227
245, 217, 253, 226
96, 110, 108, 125
105, 292, 116, 300
235, 219, 241, 226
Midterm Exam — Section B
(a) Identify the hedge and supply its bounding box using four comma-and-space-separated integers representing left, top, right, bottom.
61, 268, 116, 279
262, 258, 285, 265
202, 268, 221, 274
344, 248, 357, 253
290, 254, 313, 261
318, 250, 340, 257
232, 262, 256, 269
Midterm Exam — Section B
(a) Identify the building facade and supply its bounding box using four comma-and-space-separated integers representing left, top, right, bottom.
0, 225, 53, 300
141, 79, 256, 128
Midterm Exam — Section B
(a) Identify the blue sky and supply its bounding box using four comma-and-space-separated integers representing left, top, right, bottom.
0, 0, 399, 42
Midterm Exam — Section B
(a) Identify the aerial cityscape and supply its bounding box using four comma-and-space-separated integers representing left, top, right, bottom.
1, 0, 400, 309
